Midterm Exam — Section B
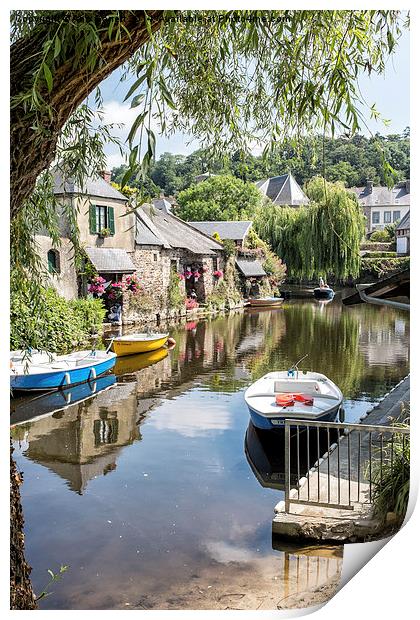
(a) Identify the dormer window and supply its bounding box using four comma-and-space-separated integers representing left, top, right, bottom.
89, 204, 115, 235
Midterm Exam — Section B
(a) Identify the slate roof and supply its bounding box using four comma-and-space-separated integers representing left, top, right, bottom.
256, 173, 309, 206
349, 183, 410, 207
396, 210, 410, 231
85, 247, 136, 273
188, 221, 252, 241
53, 170, 127, 201
135, 204, 223, 255
152, 197, 173, 214
235, 258, 267, 277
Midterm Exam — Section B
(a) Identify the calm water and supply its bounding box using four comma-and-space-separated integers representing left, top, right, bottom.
11, 297, 409, 610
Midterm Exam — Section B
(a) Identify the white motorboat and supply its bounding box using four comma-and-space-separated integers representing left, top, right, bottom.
244, 370, 343, 430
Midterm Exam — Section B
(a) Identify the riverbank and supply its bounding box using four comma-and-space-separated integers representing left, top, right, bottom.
272, 376, 410, 543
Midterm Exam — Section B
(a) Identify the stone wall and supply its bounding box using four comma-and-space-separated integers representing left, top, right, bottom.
124, 247, 226, 323
35, 234, 79, 300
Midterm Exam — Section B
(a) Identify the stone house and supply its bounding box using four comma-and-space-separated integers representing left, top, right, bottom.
255, 173, 310, 206
37, 170, 136, 300
131, 204, 226, 319
396, 211, 410, 256
349, 180, 410, 235
187, 220, 269, 296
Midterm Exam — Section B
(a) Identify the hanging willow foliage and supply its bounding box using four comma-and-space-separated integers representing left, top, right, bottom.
254, 177, 365, 280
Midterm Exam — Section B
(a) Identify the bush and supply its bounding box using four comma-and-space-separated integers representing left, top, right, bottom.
360, 257, 409, 279
371, 406, 410, 519
10, 287, 106, 354
168, 267, 185, 309
362, 251, 397, 258
370, 230, 392, 242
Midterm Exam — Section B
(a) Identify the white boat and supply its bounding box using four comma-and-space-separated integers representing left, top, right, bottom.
244, 370, 343, 430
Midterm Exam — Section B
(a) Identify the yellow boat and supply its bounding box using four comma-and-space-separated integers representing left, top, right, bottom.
111, 333, 169, 357
114, 347, 169, 375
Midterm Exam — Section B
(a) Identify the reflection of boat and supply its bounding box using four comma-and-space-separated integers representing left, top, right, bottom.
10, 350, 117, 392
115, 347, 169, 375
10, 374, 116, 426
248, 297, 284, 308
313, 287, 334, 300
244, 370, 343, 430
245, 422, 330, 490
111, 333, 169, 356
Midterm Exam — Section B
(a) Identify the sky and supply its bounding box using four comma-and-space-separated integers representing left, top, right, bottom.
97, 26, 410, 170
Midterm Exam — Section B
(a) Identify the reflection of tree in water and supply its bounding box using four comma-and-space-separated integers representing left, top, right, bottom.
246, 303, 409, 400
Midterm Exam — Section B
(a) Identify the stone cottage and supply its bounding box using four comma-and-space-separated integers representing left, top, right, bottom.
37, 169, 136, 300
131, 204, 226, 319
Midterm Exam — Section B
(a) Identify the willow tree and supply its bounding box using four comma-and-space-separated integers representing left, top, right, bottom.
12, 10, 407, 209
254, 177, 365, 280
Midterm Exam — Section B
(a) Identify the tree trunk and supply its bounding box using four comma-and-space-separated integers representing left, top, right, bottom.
10, 10, 164, 221
10, 443, 37, 610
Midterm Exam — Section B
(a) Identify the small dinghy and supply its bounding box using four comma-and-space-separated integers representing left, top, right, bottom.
10, 350, 117, 392
244, 369, 343, 430
111, 333, 169, 357
248, 297, 284, 308
313, 287, 334, 300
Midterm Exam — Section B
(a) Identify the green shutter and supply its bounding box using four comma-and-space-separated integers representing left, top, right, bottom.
108, 206, 115, 235
89, 204, 97, 234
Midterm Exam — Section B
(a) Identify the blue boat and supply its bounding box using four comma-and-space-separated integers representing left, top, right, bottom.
10, 350, 117, 392
10, 373, 116, 426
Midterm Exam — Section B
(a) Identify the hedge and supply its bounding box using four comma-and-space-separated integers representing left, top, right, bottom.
360, 257, 410, 280
10, 287, 106, 354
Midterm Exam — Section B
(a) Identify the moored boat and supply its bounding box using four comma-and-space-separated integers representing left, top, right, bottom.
248, 297, 284, 308
10, 350, 117, 392
111, 333, 169, 357
313, 287, 334, 300
244, 370, 343, 430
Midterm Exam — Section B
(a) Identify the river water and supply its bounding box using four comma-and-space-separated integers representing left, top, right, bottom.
11, 297, 409, 610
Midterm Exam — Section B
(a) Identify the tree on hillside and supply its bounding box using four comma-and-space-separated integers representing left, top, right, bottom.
176, 175, 264, 221
111, 165, 161, 198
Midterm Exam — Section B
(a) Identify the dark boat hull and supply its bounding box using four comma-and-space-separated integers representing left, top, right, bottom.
313, 287, 334, 300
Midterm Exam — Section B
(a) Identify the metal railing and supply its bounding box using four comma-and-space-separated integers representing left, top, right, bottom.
284, 419, 409, 513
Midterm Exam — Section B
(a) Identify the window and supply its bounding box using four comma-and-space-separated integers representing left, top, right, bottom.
393, 211, 401, 223
89, 204, 115, 235
154, 253, 158, 262
47, 249, 60, 274
384, 211, 392, 224
212, 257, 219, 271
372, 212, 380, 224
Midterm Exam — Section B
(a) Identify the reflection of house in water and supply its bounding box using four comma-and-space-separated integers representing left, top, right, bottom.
22, 382, 146, 494
359, 314, 409, 366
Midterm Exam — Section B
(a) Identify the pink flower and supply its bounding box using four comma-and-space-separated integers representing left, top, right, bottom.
213, 270, 223, 278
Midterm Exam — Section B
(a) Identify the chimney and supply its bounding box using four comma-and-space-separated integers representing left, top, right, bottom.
100, 170, 112, 184
366, 180, 373, 194
405, 179, 410, 193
